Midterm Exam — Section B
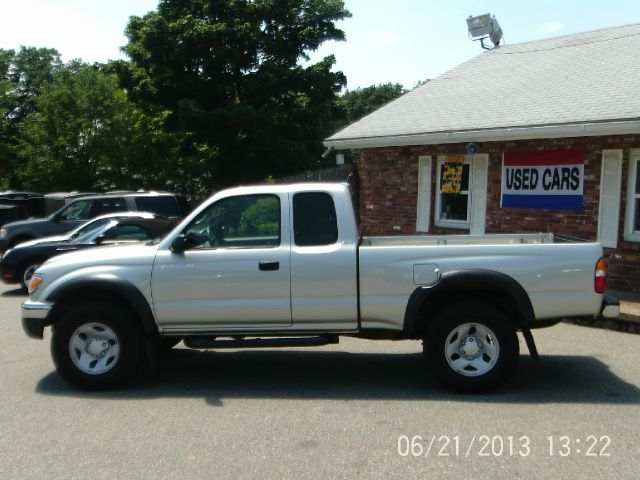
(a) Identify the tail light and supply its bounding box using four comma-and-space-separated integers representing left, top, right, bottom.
595, 257, 607, 294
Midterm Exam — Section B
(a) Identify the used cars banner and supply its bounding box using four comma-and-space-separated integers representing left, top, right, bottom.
500, 149, 584, 210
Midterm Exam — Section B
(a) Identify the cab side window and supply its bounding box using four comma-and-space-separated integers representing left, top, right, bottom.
182, 194, 280, 249
94, 197, 127, 216
58, 200, 94, 221
293, 192, 338, 246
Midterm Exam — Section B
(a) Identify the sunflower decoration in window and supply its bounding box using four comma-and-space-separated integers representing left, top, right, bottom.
439, 155, 470, 222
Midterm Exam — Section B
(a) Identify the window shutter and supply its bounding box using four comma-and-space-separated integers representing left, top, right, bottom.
470, 154, 489, 235
416, 156, 432, 232
598, 149, 623, 248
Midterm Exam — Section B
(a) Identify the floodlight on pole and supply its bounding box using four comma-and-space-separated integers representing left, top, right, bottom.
467, 14, 503, 50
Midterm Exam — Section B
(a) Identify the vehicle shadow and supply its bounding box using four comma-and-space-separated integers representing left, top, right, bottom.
1, 287, 26, 297
35, 349, 640, 405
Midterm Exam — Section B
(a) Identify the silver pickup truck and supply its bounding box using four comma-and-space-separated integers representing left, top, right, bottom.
21, 183, 619, 392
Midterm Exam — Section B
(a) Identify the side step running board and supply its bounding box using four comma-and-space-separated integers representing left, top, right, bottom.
183, 335, 339, 349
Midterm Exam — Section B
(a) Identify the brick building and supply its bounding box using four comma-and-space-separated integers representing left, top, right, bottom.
324, 24, 640, 291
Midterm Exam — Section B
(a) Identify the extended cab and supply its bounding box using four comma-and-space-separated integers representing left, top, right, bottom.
21, 183, 619, 392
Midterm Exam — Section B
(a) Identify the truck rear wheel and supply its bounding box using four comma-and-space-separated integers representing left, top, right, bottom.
423, 303, 519, 393
51, 302, 142, 389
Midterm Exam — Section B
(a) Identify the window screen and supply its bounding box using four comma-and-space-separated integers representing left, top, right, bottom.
293, 192, 338, 246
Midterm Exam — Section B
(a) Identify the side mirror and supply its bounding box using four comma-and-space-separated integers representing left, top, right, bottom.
94, 234, 106, 245
170, 234, 187, 253
171, 233, 200, 253
52, 212, 62, 222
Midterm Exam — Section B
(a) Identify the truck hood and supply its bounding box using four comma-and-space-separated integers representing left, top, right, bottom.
28, 242, 160, 303
2, 217, 51, 231
12, 235, 67, 248
41, 243, 158, 269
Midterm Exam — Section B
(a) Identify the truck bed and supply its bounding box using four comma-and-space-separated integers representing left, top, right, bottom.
358, 233, 603, 330
361, 233, 582, 247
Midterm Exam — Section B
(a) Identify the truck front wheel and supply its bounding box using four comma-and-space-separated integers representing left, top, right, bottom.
51, 302, 142, 389
423, 303, 519, 393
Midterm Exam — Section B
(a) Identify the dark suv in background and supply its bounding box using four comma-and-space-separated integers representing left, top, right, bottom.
0, 192, 45, 223
0, 192, 190, 253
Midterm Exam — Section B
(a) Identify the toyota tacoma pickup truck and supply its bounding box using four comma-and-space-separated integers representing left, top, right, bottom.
20, 183, 619, 392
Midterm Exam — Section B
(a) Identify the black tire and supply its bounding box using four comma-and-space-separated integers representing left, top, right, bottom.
51, 302, 143, 389
18, 258, 43, 291
423, 302, 519, 393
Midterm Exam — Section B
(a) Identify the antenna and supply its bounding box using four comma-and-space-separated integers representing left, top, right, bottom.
467, 14, 503, 50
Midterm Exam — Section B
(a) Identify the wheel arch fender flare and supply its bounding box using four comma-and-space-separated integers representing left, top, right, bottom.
47, 275, 158, 335
403, 270, 536, 336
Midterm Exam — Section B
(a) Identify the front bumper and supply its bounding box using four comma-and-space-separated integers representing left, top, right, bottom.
21, 301, 53, 339
600, 294, 620, 319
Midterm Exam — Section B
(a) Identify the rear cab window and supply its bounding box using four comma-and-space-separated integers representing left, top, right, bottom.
292, 192, 338, 246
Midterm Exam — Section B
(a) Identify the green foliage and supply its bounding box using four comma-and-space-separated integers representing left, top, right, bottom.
0, 47, 62, 188
5, 47, 62, 123
335, 82, 406, 129
326, 82, 406, 167
238, 196, 279, 236
16, 63, 197, 194
0, 2, 411, 197
119, 0, 351, 189
18, 64, 131, 190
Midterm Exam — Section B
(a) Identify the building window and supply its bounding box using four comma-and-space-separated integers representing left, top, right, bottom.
624, 150, 640, 242
435, 156, 472, 229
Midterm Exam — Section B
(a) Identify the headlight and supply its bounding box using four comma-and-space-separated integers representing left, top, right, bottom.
0, 227, 6, 239
28, 273, 44, 294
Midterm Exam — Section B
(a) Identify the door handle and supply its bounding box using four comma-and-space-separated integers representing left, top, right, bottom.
259, 261, 279, 271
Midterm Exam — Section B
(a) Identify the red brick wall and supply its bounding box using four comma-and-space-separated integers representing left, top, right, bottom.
358, 135, 640, 291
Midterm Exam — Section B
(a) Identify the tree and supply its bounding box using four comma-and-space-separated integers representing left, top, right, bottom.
118, 0, 351, 189
0, 47, 62, 188
334, 82, 406, 130
323, 82, 406, 170
0, 51, 14, 190
18, 63, 141, 191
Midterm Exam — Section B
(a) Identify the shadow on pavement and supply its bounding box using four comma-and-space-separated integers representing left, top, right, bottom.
1, 287, 26, 297
35, 349, 640, 405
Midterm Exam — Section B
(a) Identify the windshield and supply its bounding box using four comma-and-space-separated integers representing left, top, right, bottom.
69, 221, 116, 244
66, 218, 112, 241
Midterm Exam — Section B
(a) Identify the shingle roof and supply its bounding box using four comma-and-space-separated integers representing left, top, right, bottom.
325, 23, 640, 148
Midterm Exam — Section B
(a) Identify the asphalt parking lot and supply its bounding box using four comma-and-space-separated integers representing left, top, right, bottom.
1, 282, 639, 480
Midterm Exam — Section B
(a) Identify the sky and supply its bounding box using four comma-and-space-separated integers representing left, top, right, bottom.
2, 0, 640, 90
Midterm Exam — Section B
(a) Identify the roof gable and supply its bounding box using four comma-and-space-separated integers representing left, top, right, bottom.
325, 23, 640, 148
